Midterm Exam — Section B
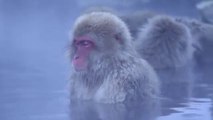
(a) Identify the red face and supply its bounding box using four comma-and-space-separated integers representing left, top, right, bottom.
72, 36, 94, 71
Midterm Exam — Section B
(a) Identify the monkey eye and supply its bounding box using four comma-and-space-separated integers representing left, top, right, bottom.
81, 40, 90, 46
76, 40, 92, 47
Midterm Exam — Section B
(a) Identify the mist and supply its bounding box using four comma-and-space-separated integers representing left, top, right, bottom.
0, 0, 212, 120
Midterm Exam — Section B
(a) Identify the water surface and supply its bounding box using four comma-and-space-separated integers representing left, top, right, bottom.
0, 0, 212, 120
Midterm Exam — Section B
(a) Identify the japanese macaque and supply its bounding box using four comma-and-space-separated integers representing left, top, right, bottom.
120, 11, 213, 67
69, 12, 159, 103
135, 15, 194, 70
175, 18, 213, 66
131, 15, 195, 102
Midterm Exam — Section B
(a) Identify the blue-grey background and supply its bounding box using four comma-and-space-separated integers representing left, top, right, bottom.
0, 0, 212, 120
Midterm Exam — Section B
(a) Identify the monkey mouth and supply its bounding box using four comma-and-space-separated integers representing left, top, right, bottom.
72, 59, 88, 72
73, 65, 88, 72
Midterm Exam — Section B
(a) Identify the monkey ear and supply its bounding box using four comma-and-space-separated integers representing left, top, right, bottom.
114, 33, 124, 44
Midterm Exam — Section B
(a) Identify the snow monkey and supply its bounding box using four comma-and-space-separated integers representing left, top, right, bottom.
69, 12, 159, 103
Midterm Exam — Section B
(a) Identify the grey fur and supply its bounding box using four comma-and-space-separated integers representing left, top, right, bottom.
119, 10, 213, 67
175, 18, 205, 48
135, 15, 194, 69
70, 12, 159, 103
175, 18, 213, 65
176, 17, 213, 45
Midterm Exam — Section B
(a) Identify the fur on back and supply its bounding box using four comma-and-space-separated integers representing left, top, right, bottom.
136, 15, 194, 69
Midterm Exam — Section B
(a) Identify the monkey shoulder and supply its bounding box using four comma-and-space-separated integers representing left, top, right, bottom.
99, 58, 159, 102
128, 58, 160, 93
130, 58, 159, 82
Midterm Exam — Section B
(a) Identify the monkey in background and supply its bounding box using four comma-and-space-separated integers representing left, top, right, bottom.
69, 12, 159, 104
175, 18, 213, 66
130, 15, 196, 103
120, 11, 213, 68
135, 15, 195, 70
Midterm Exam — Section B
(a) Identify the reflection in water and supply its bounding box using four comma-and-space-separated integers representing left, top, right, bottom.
70, 100, 159, 120
158, 63, 213, 120
159, 65, 194, 115
158, 98, 212, 120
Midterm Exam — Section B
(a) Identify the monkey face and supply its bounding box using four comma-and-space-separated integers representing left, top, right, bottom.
70, 12, 133, 71
72, 36, 94, 71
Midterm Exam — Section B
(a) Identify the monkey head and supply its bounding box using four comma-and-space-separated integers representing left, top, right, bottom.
70, 12, 133, 71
